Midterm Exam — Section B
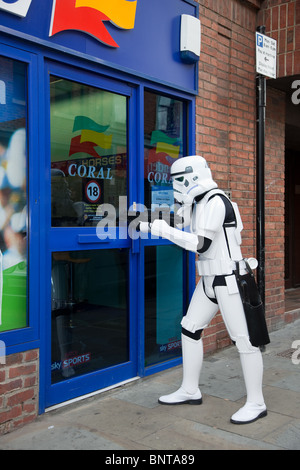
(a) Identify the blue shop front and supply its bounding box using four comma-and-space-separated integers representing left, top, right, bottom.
0, 0, 199, 412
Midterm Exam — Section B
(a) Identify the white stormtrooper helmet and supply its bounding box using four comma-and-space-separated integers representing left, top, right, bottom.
171, 155, 217, 204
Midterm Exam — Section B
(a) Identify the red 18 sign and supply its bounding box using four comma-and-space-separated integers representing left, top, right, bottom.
85, 180, 101, 203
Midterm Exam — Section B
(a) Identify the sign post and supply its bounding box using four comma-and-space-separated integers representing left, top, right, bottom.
255, 27, 277, 308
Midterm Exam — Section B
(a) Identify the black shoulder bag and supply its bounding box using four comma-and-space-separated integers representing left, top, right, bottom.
235, 260, 270, 348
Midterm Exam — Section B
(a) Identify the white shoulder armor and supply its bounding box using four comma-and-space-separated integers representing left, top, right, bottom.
192, 189, 226, 239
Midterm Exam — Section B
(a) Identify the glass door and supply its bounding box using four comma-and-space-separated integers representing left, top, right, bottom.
45, 66, 137, 407
142, 90, 190, 372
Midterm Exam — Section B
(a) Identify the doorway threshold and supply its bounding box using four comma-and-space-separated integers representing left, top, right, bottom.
45, 376, 140, 413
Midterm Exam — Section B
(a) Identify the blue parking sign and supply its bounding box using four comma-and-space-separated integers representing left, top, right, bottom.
257, 34, 263, 47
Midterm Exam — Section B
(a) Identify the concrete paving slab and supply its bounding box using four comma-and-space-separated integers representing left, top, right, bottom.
157, 392, 292, 442
157, 394, 238, 428
269, 373, 300, 392
112, 381, 173, 409
263, 366, 297, 386
0, 425, 125, 451
261, 385, 300, 418
200, 374, 246, 401
264, 419, 300, 450
61, 397, 180, 443
138, 419, 281, 450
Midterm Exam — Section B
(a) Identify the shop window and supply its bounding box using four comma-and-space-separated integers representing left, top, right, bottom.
144, 245, 184, 367
143, 90, 187, 367
0, 56, 28, 333
144, 91, 185, 210
51, 249, 129, 383
50, 76, 127, 227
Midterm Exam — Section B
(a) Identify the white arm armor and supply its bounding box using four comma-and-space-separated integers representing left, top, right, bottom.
150, 219, 201, 253
148, 193, 226, 254
176, 205, 192, 229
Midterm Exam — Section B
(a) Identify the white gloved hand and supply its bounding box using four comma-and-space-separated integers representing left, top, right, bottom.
150, 219, 170, 238
139, 222, 151, 233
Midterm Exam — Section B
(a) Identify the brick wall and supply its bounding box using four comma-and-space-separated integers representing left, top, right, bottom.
195, 0, 289, 353
0, 350, 39, 435
258, 0, 300, 77
196, 0, 260, 353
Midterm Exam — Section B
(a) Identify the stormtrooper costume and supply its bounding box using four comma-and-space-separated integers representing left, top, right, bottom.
140, 156, 267, 424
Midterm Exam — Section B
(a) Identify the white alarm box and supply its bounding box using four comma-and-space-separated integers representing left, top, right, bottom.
180, 14, 201, 63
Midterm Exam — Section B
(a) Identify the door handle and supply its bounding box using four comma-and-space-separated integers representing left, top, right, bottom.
77, 234, 109, 244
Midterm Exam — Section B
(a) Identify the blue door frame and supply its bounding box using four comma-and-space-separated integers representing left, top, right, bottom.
42, 60, 142, 408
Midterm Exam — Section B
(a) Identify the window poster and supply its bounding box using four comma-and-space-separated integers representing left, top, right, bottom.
144, 91, 185, 211
50, 77, 127, 227
0, 56, 28, 332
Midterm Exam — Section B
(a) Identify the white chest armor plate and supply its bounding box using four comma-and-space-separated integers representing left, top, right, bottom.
191, 190, 244, 276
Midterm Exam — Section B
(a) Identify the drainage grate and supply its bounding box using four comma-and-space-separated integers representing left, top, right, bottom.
276, 348, 295, 359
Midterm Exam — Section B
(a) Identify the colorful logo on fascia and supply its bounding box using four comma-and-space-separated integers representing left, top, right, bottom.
49, 0, 138, 48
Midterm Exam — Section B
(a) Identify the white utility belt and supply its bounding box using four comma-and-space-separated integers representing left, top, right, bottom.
196, 258, 247, 276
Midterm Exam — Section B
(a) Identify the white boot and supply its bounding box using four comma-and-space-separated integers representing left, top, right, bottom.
231, 351, 267, 424
158, 335, 203, 405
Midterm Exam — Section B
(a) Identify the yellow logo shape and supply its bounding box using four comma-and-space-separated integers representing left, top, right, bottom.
75, 0, 137, 30
80, 130, 112, 150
